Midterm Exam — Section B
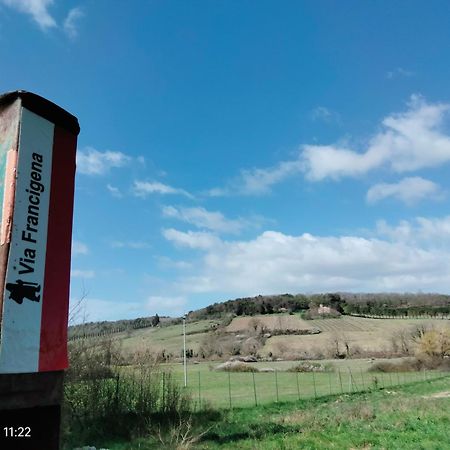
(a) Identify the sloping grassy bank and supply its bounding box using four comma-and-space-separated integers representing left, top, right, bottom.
197, 376, 450, 450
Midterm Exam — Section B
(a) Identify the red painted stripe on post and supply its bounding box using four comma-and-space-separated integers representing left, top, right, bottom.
39, 126, 77, 371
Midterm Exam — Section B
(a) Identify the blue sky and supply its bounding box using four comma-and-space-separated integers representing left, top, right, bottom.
2, 1, 450, 322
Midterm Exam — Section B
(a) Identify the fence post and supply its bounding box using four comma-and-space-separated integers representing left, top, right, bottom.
252, 372, 258, 407
338, 370, 344, 394
312, 371, 317, 399
348, 368, 359, 392
162, 372, 166, 411
328, 371, 333, 395
228, 371, 232, 409
396, 371, 400, 386
198, 371, 201, 409
296, 372, 300, 400
360, 369, 365, 391
348, 369, 352, 393
275, 370, 279, 403
115, 373, 120, 408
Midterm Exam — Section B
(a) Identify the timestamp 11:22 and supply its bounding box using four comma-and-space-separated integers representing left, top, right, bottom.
3, 427, 31, 437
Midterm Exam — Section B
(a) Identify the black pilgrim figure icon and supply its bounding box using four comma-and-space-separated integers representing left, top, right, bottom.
5, 280, 41, 304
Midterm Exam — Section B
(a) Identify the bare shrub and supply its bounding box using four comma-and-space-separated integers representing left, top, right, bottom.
198, 332, 225, 358
390, 328, 413, 355
369, 359, 420, 372
67, 336, 121, 382
215, 361, 258, 372
370, 354, 450, 372
153, 415, 212, 450
415, 327, 450, 359
123, 343, 168, 368
287, 362, 333, 373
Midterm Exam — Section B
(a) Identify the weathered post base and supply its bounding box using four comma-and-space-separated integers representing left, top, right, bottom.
0, 371, 63, 450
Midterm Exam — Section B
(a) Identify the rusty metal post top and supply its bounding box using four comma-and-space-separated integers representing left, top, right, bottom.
0, 90, 80, 136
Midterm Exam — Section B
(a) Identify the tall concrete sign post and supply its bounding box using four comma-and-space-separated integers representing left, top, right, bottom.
0, 91, 79, 450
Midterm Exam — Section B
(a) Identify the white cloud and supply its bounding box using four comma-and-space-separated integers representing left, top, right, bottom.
1, 0, 56, 29
210, 158, 304, 196
239, 159, 304, 195
133, 181, 193, 199
147, 296, 187, 316
106, 184, 123, 198
71, 269, 95, 278
162, 205, 247, 234
163, 220, 450, 297
301, 143, 382, 180
366, 177, 443, 205
162, 228, 221, 250
69, 297, 143, 323
63, 7, 83, 39
72, 240, 89, 255
207, 187, 229, 197
156, 256, 192, 270
210, 95, 450, 196
110, 240, 151, 249
311, 106, 340, 123
302, 95, 450, 180
377, 216, 450, 247
386, 68, 414, 79
77, 147, 131, 175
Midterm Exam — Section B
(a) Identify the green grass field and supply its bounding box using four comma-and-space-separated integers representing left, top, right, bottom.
195, 375, 450, 450
106, 373, 450, 449
118, 319, 219, 356
158, 360, 444, 409
66, 313, 450, 449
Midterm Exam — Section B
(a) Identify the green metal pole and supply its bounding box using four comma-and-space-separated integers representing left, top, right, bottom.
252, 372, 258, 407
338, 370, 344, 394
275, 370, 279, 402
198, 371, 201, 409
228, 371, 232, 409
312, 371, 317, 399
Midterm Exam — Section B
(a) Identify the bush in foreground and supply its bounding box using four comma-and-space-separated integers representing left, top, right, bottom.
63, 368, 194, 448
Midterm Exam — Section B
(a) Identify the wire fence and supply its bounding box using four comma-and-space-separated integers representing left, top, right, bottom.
170, 369, 449, 409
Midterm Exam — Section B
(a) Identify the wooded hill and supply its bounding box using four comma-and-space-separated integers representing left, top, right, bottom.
187, 292, 450, 320
68, 292, 450, 339
68, 314, 171, 339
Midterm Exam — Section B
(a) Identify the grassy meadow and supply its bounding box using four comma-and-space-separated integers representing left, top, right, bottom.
117, 319, 220, 357
103, 373, 450, 449
166, 359, 442, 408
65, 313, 450, 449
194, 375, 450, 450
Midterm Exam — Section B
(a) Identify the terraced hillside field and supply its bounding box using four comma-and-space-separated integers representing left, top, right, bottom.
260, 316, 447, 359
225, 314, 316, 333
76, 314, 449, 362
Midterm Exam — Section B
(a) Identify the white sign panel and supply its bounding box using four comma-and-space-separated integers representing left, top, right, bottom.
0, 108, 54, 373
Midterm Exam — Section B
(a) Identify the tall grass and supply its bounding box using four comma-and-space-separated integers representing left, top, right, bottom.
62, 339, 195, 448
63, 368, 194, 448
